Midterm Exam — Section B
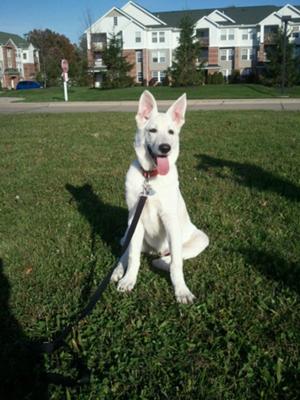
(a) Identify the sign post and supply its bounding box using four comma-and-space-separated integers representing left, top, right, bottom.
61, 59, 69, 102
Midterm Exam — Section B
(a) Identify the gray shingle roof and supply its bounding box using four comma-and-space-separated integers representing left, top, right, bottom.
154, 5, 300, 27
0, 31, 29, 48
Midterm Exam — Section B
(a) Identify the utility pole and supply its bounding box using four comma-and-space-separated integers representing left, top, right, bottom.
281, 15, 292, 96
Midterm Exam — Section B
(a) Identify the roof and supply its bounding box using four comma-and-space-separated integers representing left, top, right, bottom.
0, 31, 29, 48
154, 5, 300, 27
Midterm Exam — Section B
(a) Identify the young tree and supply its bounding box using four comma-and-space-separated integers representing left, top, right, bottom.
26, 29, 80, 87
263, 29, 300, 87
170, 16, 204, 86
101, 34, 133, 88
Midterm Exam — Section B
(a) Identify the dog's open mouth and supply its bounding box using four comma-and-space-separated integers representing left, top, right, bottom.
147, 146, 170, 175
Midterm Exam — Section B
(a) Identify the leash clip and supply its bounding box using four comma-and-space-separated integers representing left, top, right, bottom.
142, 179, 155, 196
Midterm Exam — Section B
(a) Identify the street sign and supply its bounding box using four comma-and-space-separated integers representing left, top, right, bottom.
61, 59, 69, 101
61, 59, 69, 73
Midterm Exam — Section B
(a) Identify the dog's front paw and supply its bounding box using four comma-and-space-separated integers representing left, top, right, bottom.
111, 263, 124, 282
175, 286, 196, 304
117, 275, 136, 292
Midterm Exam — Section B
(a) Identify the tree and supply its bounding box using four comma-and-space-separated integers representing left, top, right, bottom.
75, 35, 90, 86
169, 16, 204, 86
101, 34, 134, 88
263, 29, 300, 87
26, 29, 80, 87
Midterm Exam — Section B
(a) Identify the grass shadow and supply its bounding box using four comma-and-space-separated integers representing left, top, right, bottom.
196, 154, 300, 202
240, 248, 300, 295
244, 84, 276, 97
0, 259, 48, 399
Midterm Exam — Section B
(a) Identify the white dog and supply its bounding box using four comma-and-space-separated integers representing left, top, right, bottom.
111, 91, 209, 303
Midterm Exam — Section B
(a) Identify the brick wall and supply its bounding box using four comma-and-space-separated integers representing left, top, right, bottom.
208, 47, 219, 65
234, 47, 241, 70
123, 49, 136, 80
23, 63, 37, 80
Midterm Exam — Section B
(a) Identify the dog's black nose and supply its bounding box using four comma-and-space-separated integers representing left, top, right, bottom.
159, 143, 171, 154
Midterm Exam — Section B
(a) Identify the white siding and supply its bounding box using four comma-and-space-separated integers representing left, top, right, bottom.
122, 2, 162, 26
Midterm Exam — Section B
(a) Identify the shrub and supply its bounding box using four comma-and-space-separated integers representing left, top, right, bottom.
229, 69, 241, 84
207, 72, 224, 84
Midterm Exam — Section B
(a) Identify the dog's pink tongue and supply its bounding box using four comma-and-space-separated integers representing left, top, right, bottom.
156, 156, 169, 175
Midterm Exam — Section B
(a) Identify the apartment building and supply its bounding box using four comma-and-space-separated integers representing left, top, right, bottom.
0, 32, 40, 89
86, 2, 300, 86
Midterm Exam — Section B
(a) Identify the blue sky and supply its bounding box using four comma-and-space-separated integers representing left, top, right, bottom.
1, 0, 299, 44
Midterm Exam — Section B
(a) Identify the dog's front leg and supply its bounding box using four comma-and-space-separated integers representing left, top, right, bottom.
117, 221, 144, 293
163, 214, 196, 304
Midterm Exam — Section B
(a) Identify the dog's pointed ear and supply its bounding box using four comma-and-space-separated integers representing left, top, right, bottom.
136, 90, 158, 129
166, 93, 187, 129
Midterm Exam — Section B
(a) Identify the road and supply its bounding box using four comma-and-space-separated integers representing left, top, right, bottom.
1, 97, 300, 113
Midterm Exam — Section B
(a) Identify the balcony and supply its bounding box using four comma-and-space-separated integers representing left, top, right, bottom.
196, 29, 209, 47
264, 33, 277, 45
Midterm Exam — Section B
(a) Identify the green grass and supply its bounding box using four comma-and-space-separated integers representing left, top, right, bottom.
2, 84, 300, 102
1, 111, 300, 399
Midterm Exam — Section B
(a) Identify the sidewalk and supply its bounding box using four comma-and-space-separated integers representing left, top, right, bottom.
1, 97, 300, 113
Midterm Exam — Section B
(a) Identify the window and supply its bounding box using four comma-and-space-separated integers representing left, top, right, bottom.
137, 72, 143, 82
241, 48, 254, 61
152, 32, 158, 43
220, 49, 227, 60
135, 32, 141, 43
159, 32, 165, 43
241, 49, 248, 60
228, 29, 234, 40
152, 51, 166, 63
159, 51, 166, 63
151, 70, 165, 82
23, 53, 27, 60
221, 30, 227, 40
292, 32, 299, 38
152, 52, 158, 63
242, 33, 248, 40
220, 48, 234, 61
114, 16, 118, 26
136, 50, 143, 63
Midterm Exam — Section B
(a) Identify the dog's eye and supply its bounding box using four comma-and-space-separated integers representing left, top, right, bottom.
149, 128, 157, 133
168, 129, 174, 135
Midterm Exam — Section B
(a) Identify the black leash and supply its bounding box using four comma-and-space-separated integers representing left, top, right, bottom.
30, 194, 148, 354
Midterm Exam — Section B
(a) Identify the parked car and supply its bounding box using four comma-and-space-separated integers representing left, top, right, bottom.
16, 81, 42, 90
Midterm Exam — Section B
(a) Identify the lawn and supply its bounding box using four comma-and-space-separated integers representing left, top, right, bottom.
1, 110, 300, 399
1, 84, 300, 102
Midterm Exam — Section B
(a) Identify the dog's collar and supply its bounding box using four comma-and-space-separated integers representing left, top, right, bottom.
141, 167, 159, 179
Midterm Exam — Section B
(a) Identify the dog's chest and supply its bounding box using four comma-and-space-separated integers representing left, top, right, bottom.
141, 196, 165, 238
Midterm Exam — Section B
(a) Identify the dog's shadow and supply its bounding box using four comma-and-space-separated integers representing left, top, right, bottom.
66, 183, 127, 258
66, 183, 171, 285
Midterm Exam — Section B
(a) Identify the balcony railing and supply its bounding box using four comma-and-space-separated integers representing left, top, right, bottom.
264, 33, 277, 45
92, 42, 106, 51
198, 37, 209, 47
4, 68, 20, 76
